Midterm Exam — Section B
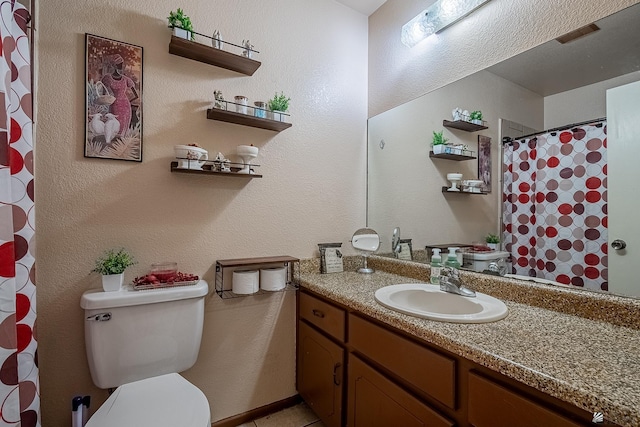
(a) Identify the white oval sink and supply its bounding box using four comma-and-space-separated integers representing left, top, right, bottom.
374, 283, 508, 323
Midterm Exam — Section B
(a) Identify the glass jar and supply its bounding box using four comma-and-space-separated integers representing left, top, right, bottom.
254, 101, 266, 118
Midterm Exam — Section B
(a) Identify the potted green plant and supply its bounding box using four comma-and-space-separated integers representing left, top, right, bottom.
469, 110, 483, 125
267, 92, 291, 122
432, 130, 449, 154
93, 248, 137, 292
168, 8, 195, 41
485, 233, 500, 250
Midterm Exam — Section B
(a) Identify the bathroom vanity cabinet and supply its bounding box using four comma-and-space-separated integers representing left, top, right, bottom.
297, 288, 604, 427
297, 292, 345, 427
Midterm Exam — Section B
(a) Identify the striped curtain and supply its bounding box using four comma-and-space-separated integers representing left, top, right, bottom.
503, 122, 608, 292
0, 1, 39, 426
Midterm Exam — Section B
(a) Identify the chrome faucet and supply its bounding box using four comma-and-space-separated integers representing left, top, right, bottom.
439, 266, 476, 297
486, 261, 507, 276
391, 227, 401, 254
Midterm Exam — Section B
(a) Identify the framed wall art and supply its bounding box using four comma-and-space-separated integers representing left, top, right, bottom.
478, 135, 491, 193
85, 33, 143, 162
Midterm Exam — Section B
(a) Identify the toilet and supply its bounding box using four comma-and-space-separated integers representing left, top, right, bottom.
80, 280, 210, 427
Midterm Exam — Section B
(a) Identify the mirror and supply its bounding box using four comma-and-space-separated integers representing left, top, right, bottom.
367, 4, 640, 297
352, 228, 380, 274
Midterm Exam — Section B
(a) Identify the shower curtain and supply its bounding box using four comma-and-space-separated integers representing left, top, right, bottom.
503, 122, 608, 292
0, 2, 39, 426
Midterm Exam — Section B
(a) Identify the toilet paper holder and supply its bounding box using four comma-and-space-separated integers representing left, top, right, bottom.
215, 256, 300, 299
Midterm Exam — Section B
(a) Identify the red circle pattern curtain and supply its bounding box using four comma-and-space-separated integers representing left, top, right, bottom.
503, 122, 608, 292
0, 1, 39, 426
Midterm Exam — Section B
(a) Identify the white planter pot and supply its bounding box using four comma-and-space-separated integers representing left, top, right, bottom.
267, 110, 286, 122
102, 273, 124, 292
433, 144, 445, 154
471, 119, 482, 125
173, 27, 191, 40
487, 243, 498, 250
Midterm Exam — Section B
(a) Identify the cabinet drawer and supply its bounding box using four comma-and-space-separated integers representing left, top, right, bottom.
348, 354, 454, 427
348, 314, 456, 409
468, 372, 583, 427
299, 291, 346, 341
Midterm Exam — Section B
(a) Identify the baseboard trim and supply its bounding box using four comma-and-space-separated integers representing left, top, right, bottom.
211, 394, 302, 427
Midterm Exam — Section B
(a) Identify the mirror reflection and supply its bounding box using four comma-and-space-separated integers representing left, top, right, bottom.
367, 4, 640, 297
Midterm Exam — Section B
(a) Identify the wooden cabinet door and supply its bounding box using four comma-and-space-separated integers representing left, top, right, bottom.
348, 354, 454, 427
297, 321, 344, 427
468, 372, 583, 427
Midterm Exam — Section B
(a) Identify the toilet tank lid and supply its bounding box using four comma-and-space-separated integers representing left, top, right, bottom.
81, 280, 208, 310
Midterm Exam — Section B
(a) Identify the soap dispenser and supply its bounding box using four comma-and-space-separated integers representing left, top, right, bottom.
445, 247, 461, 269
430, 249, 442, 284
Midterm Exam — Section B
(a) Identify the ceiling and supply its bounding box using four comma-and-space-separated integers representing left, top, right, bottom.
335, 0, 387, 16
486, 3, 640, 96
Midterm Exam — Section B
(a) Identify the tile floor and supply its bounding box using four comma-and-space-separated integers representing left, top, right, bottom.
236, 402, 326, 427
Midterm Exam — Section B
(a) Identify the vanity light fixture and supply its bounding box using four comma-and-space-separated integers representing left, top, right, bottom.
401, 0, 492, 47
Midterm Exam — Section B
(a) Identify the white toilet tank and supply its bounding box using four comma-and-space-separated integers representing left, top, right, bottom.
80, 281, 209, 389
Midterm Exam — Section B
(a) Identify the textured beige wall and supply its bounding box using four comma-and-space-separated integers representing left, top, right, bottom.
544, 71, 640, 129
369, 0, 640, 117
35, 0, 367, 424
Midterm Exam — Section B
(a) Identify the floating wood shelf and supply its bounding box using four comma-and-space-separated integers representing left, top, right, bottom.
170, 161, 263, 178
429, 151, 477, 161
216, 255, 299, 267
441, 186, 487, 195
443, 119, 488, 132
168, 36, 261, 76
207, 108, 292, 132
215, 256, 300, 299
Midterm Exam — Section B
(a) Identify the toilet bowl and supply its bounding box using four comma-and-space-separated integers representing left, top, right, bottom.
86, 373, 210, 427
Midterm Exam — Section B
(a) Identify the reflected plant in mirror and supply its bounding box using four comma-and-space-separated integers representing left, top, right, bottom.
432, 130, 449, 154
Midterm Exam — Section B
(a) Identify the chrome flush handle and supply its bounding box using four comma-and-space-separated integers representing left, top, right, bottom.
86, 312, 112, 322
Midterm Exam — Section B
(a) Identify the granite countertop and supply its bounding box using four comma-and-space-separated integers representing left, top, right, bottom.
298, 260, 640, 427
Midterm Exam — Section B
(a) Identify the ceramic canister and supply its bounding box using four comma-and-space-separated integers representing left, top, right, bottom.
235, 96, 248, 114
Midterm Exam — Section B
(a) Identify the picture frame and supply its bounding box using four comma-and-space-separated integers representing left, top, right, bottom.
478, 135, 491, 193
318, 243, 343, 274
85, 33, 143, 162
396, 239, 413, 261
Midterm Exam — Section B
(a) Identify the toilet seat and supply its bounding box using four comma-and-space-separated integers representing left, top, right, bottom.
86, 373, 210, 427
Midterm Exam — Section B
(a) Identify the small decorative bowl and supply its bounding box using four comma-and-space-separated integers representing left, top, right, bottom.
150, 262, 178, 282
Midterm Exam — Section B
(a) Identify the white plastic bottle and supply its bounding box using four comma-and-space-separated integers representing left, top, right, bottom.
430, 249, 443, 284
445, 247, 461, 269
